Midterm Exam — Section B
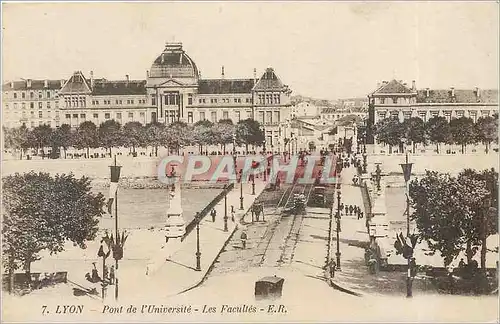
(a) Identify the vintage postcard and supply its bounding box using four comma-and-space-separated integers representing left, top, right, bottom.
1, 1, 499, 323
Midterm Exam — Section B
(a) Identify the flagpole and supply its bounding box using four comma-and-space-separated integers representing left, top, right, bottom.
114, 154, 119, 300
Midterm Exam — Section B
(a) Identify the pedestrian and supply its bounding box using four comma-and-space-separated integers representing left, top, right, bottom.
348, 205, 353, 216
211, 208, 217, 222
91, 262, 101, 283
359, 211, 364, 219
240, 230, 248, 249
329, 259, 336, 278
230, 206, 235, 222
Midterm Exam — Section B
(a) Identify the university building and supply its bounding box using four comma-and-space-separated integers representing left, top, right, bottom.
366, 79, 498, 143
2, 42, 293, 146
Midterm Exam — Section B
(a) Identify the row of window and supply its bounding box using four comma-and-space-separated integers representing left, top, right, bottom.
23, 120, 58, 128
64, 97, 87, 108
257, 93, 281, 105
257, 111, 281, 125
378, 109, 493, 122
197, 97, 252, 104
377, 97, 413, 105
5, 101, 59, 110
91, 99, 147, 105
10, 90, 57, 100
64, 112, 146, 120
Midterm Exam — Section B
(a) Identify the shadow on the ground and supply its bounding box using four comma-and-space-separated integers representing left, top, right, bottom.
166, 259, 198, 272
336, 256, 440, 295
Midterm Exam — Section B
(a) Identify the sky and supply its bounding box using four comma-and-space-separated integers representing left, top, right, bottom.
2, 2, 498, 100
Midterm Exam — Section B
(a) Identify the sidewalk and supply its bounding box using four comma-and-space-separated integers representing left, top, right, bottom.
115, 179, 268, 301
329, 166, 371, 296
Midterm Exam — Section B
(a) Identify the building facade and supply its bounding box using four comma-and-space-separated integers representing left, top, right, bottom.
366, 79, 498, 143
2, 42, 293, 146
368, 79, 498, 124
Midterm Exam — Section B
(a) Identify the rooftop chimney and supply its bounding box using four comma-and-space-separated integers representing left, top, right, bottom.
126, 74, 129, 82
412, 80, 416, 91
60, 79, 65, 87
253, 68, 257, 83
426, 88, 430, 97
221, 66, 225, 79
450, 86, 455, 97
44, 80, 48, 88
475, 87, 480, 97
146, 70, 149, 78
10, 81, 14, 88
90, 71, 94, 89
26, 79, 32, 88
161, 54, 165, 64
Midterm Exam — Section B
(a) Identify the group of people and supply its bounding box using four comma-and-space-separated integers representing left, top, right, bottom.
210, 205, 236, 223
340, 203, 364, 219
85, 262, 115, 285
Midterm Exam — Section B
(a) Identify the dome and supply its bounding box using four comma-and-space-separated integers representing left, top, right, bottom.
149, 42, 198, 79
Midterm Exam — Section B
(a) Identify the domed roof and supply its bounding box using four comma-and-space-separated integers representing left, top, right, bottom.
149, 42, 198, 79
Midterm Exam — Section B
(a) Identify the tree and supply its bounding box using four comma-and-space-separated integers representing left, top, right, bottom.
193, 120, 214, 154
98, 120, 122, 156
2, 172, 105, 291
475, 116, 498, 153
31, 125, 53, 159
3, 127, 29, 159
165, 121, 190, 155
236, 119, 264, 152
145, 122, 166, 157
51, 124, 73, 159
214, 120, 236, 154
402, 117, 426, 153
449, 117, 476, 154
457, 169, 499, 271
122, 121, 146, 154
374, 117, 403, 153
425, 116, 451, 154
74, 121, 98, 158
409, 170, 494, 267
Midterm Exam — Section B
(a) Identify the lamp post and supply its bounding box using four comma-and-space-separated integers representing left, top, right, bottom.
336, 190, 342, 270
251, 174, 256, 195
263, 139, 267, 182
232, 133, 237, 158
239, 170, 244, 210
97, 240, 109, 300
109, 155, 122, 300
223, 185, 228, 232
400, 151, 413, 298
374, 163, 382, 191
336, 155, 343, 190
195, 212, 201, 271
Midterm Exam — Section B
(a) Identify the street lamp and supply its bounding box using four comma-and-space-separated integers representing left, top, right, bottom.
223, 185, 228, 232
251, 174, 256, 195
336, 155, 343, 190
336, 190, 342, 270
195, 212, 201, 271
400, 151, 413, 298
232, 133, 237, 157
239, 169, 244, 210
109, 155, 122, 300
263, 139, 267, 182
374, 163, 382, 191
97, 238, 110, 300
362, 151, 368, 173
